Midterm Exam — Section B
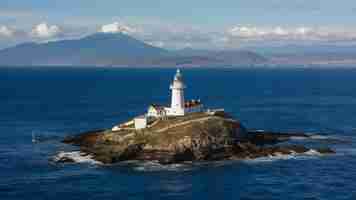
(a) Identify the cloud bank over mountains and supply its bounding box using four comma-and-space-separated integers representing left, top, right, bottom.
1, 21, 356, 50
226, 26, 356, 42
0, 26, 15, 37
31, 23, 61, 38
100, 22, 139, 34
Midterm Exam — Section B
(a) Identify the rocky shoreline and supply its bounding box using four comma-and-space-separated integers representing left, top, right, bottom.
60, 112, 335, 165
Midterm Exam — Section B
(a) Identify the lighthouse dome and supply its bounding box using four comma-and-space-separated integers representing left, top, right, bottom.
174, 69, 183, 81
170, 69, 186, 89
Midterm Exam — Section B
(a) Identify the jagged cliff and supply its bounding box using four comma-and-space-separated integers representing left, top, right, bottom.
62, 112, 334, 164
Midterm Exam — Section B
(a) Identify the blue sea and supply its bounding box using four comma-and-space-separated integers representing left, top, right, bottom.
1, 67, 356, 200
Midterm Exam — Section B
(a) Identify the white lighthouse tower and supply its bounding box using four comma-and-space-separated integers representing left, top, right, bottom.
168, 69, 186, 116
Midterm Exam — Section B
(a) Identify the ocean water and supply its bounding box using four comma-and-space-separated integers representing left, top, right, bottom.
1, 67, 356, 200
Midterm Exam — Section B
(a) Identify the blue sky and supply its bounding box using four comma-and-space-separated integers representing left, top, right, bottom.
1, 0, 356, 49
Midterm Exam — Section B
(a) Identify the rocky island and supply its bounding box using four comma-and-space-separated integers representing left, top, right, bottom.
61, 111, 334, 164
59, 69, 334, 164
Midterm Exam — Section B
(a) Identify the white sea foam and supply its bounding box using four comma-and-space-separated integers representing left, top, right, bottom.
255, 130, 266, 132
310, 135, 331, 140
52, 151, 101, 165
304, 149, 322, 156
132, 161, 191, 172
289, 134, 332, 141
244, 149, 324, 163
245, 154, 296, 163
289, 136, 309, 140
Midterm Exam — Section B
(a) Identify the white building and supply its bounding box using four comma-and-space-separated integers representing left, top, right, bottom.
134, 115, 147, 130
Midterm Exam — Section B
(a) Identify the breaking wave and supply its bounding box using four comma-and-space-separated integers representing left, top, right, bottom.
52, 151, 102, 165
310, 135, 333, 140
244, 149, 323, 163
304, 149, 322, 156
289, 134, 334, 141
289, 136, 310, 140
129, 161, 193, 172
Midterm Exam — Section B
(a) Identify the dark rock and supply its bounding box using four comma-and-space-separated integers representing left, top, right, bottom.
112, 143, 144, 162
202, 147, 233, 161
94, 154, 114, 164
62, 129, 105, 146
247, 131, 309, 145
316, 147, 335, 154
172, 148, 196, 162
288, 145, 309, 153
56, 157, 76, 163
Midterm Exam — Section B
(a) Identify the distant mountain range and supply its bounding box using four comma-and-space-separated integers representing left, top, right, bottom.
250, 44, 356, 66
2, 32, 353, 67
0, 33, 267, 67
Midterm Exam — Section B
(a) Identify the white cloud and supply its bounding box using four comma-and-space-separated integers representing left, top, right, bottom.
0, 26, 14, 37
31, 23, 61, 38
147, 41, 165, 48
273, 27, 289, 36
224, 25, 356, 47
100, 22, 138, 34
226, 26, 345, 40
295, 27, 312, 35
228, 26, 293, 38
228, 26, 265, 37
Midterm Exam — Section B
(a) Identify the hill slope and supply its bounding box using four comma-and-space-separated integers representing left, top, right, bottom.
0, 33, 169, 66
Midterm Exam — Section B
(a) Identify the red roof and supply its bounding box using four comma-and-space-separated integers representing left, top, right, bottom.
184, 100, 202, 108
150, 104, 166, 111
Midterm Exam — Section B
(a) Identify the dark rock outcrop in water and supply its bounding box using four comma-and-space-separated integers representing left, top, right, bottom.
62, 112, 334, 164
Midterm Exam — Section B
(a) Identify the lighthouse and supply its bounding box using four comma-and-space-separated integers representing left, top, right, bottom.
145, 69, 203, 119
114, 69, 204, 130
168, 69, 186, 116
